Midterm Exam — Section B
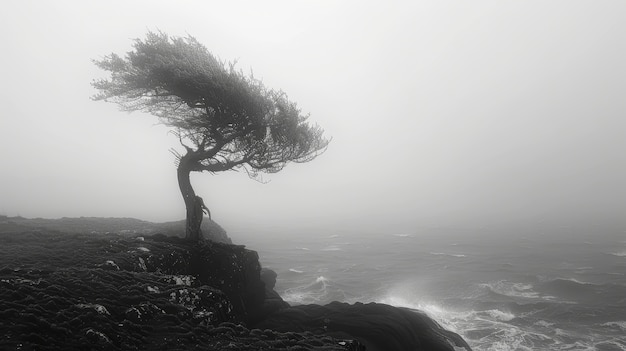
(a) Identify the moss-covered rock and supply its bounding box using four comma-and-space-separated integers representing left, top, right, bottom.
0, 231, 361, 350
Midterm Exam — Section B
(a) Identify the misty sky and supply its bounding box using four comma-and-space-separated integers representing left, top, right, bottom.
1, 1, 624, 234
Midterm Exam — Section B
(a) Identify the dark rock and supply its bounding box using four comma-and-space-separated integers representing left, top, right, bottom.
250, 268, 290, 324
255, 301, 472, 351
85, 328, 112, 345
97, 260, 120, 271
192, 241, 267, 323
150, 218, 232, 244
261, 268, 278, 289
0, 230, 471, 351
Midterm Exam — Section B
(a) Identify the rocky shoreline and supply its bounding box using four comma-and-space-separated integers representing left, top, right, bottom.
0, 227, 472, 350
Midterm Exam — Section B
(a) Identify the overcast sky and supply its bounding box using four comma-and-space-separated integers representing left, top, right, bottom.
1, 1, 624, 235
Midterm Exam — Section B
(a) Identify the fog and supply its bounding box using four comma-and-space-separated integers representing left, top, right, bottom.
1, 1, 624, 236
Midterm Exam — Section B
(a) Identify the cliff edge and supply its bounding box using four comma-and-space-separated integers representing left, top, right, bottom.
0, 229, 471, 350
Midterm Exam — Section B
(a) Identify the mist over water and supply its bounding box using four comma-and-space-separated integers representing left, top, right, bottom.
232, 225, 626, 351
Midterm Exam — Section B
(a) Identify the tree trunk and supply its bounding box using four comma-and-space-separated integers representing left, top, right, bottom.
177, 154, 203, 241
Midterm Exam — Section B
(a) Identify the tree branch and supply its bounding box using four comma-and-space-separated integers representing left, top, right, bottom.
197, 154, 254, 172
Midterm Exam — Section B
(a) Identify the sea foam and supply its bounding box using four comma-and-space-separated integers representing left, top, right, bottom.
282, 276, 329, 305
602, 321, 626, 331
376, 291, 462, 333
481, 309, 515, 322
482, 280, 540, 299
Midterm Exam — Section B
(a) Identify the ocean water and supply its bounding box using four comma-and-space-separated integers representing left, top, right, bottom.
232, 227, 626, 351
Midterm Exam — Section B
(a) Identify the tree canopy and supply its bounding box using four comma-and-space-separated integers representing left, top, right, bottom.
92, 32, 329, 240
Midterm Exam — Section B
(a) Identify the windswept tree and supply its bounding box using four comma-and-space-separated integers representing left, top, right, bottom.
92, 32, 329, 241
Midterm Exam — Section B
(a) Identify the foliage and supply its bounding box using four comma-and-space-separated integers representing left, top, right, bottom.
92, 31, 329, 240
92, 31, 329, 179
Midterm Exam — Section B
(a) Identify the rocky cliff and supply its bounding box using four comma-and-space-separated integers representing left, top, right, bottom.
0, 229, 471, 350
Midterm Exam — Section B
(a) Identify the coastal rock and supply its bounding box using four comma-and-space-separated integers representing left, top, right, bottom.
150, 218, 232, 244
261, 267, 278, 290
255, 301, 472, 351
0, 229, 471, 350
0, 266, 236, 349
250, 268, 290, 324
192, 240, 267, 322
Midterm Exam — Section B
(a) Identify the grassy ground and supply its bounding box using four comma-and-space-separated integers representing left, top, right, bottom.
0, 215, 230, 243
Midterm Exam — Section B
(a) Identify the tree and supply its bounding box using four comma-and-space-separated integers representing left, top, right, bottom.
92, 32, 329, 241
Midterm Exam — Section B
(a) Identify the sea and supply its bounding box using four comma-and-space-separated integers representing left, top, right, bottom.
231, 225, 626, 351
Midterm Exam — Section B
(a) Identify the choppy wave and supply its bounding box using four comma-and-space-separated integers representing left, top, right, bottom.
375, 291, 565, 351
278, 273, 626, 351
602, 321, 626, 331
542, 277, 595, 288
321, 245, 343, 251
377, 288, 626, 351
478, 309, 516, 322
376, 294, 463, 333
282, 276, 330, 305
574, 267, 593, 274
481, 277, 624, 304
482, 280, 542, 300
536, 277, 626, 305
534, 320, 554, 327
430, 252, 467, 258
267, 231, 626, 351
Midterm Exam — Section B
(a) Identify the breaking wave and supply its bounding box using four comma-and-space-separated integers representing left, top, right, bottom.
282, 276, 330, 305
482, 280, 543, 300
267, 230, 626, 351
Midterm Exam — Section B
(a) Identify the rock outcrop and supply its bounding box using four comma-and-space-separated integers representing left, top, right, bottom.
255, 302, 472, 351
0, 230, 471, 350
